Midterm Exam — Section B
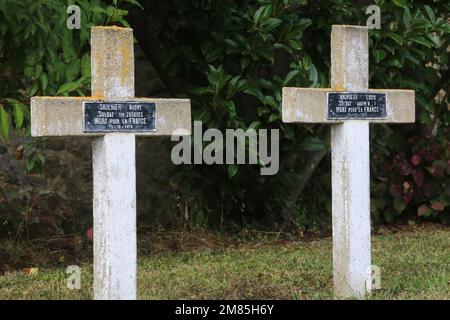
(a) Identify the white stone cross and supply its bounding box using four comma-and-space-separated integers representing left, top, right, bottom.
31, 26, 191, 300
282, 25, 415, 298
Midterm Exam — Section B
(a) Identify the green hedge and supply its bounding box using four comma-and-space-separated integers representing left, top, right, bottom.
0, 0, 449, 237
138, 0, 449, 228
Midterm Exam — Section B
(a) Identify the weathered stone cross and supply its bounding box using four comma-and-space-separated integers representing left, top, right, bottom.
31, 26, 191, 300
282, 25, 415, 298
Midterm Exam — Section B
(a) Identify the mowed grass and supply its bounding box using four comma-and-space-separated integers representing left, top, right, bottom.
0, 228, 449, 300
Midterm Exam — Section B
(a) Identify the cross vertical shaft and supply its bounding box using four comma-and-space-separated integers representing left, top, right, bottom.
91, 27, 137, 300
330, 25, 371, 298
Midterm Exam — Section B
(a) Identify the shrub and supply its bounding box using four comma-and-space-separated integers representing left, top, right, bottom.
0, 0, 139, 238
134, 0, 449, 228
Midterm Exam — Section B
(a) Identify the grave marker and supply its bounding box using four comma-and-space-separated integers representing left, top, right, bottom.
282, 25, 415, 298
31, 26, 191, 300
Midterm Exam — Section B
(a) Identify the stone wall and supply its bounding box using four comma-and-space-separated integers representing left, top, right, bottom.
0, 46, 178, 238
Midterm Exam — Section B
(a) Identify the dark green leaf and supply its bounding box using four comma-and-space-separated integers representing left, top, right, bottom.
392, 0, 408, 9
13, 103, 24, 128
299, 137, 325, 151
424, 5, 436, 23
268, 113, 279, 122
394, 198, 406, 212
56, 82, 81, 95
228, 164, 239, 178
386, 32, 403, 45
0, 106, 10, 140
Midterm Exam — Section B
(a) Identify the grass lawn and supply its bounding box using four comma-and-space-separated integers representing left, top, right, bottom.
0, 227, 449, 300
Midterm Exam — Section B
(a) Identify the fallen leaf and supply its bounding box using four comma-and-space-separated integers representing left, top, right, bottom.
22, 267, 39, 275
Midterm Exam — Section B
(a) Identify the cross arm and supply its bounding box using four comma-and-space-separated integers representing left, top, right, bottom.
282, 87, 415, 123
31, 97, 191, 137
